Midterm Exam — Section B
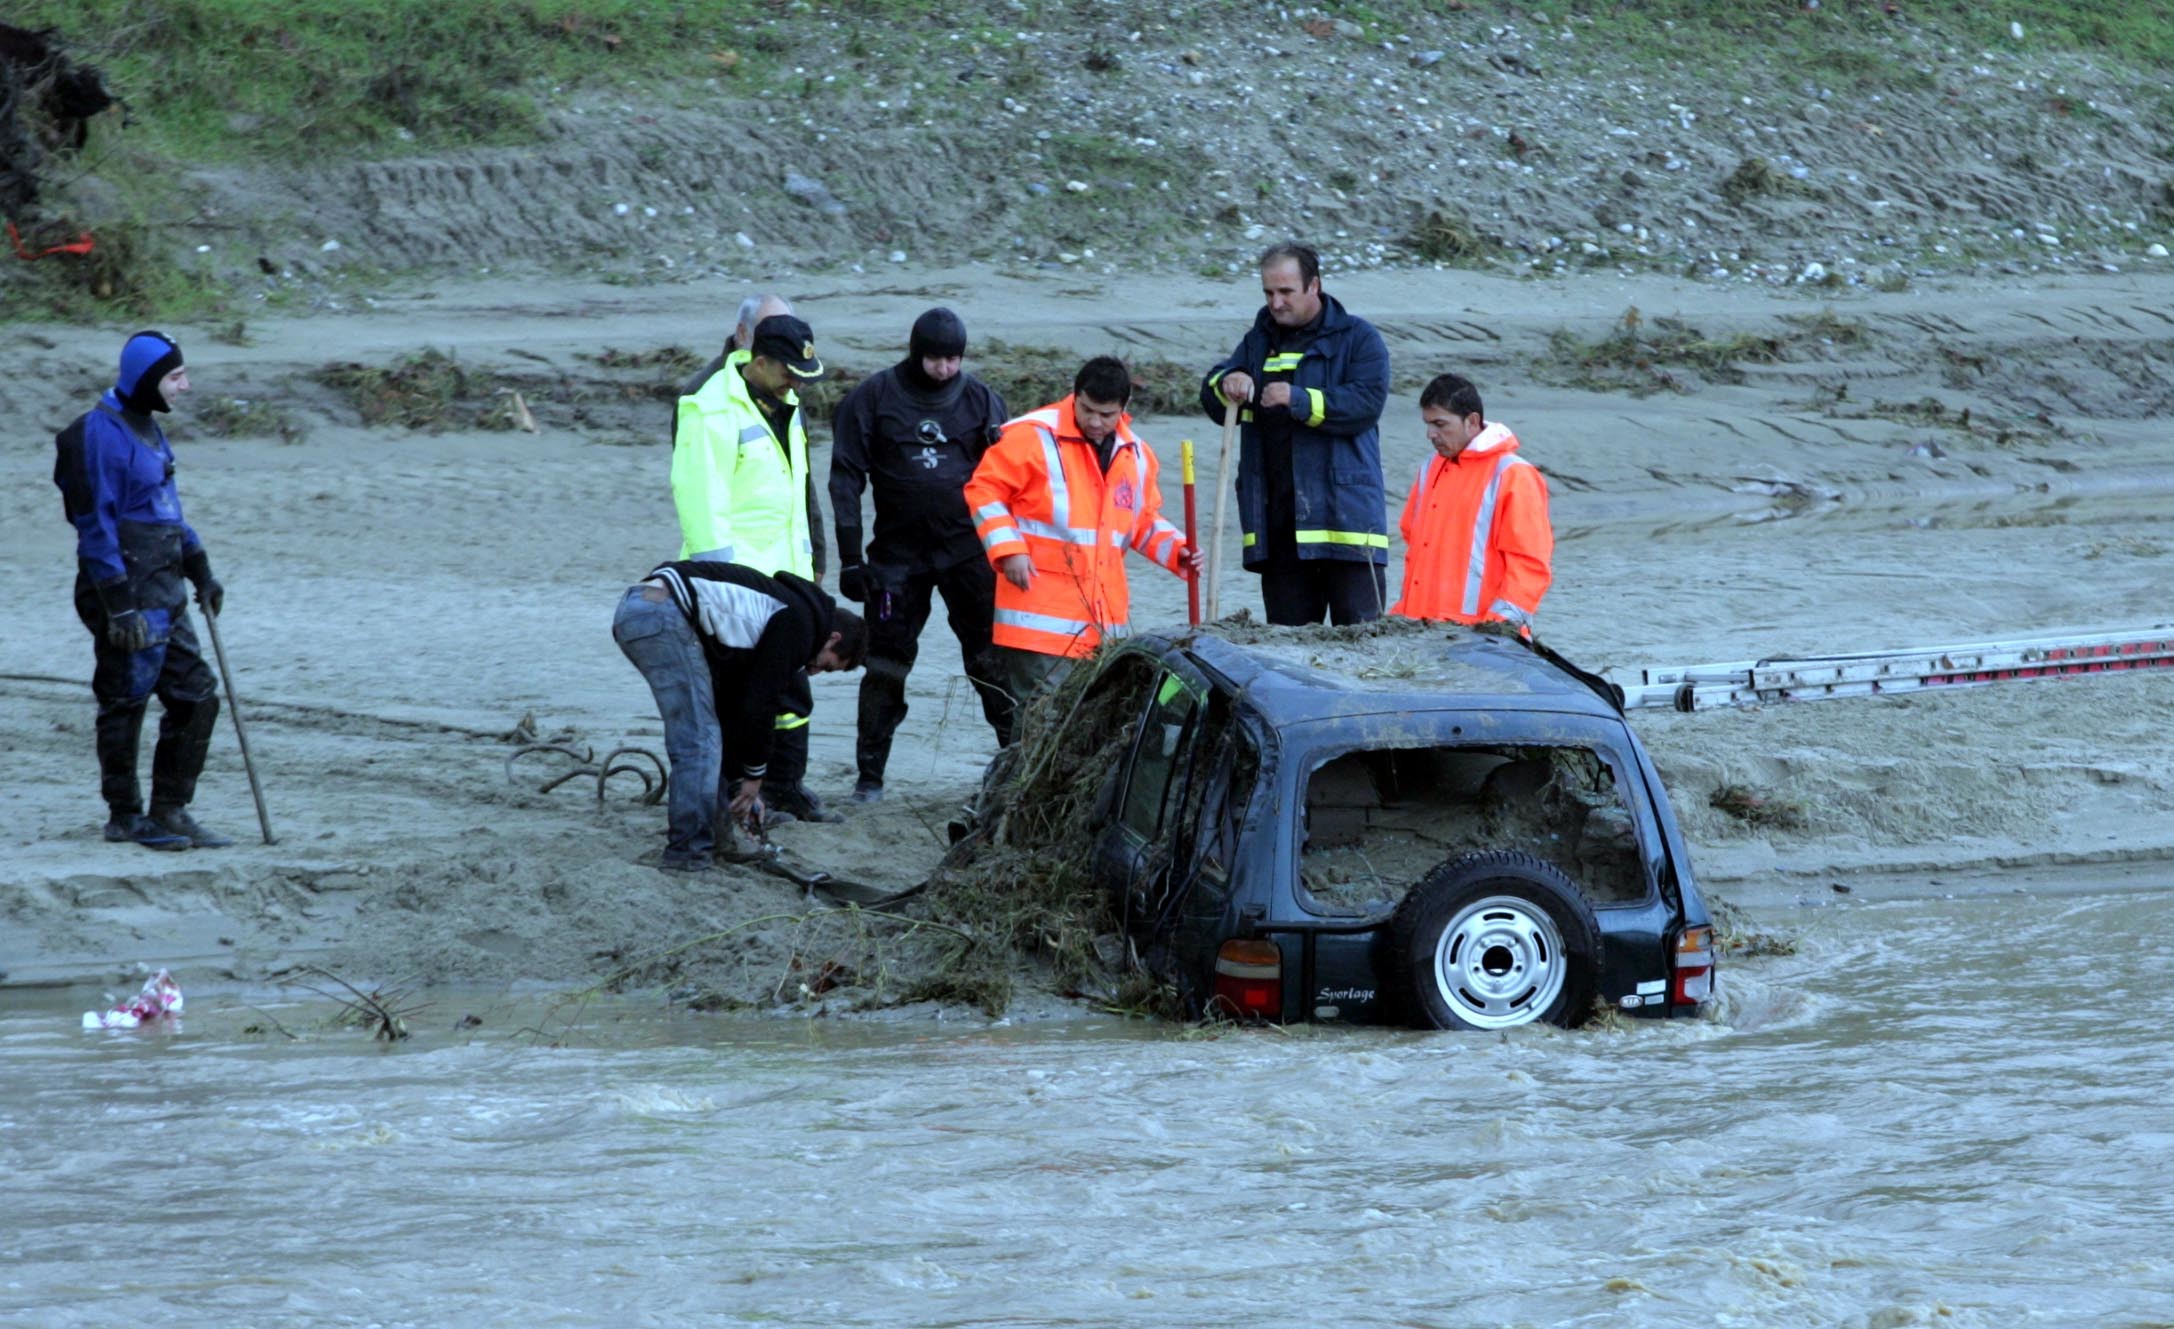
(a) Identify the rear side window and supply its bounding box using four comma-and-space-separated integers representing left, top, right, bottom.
1119, 672, 1199, 839
1297, 744, 1648, 915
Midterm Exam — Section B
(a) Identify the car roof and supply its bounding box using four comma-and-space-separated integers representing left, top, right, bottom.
1144, 619, 1625, 726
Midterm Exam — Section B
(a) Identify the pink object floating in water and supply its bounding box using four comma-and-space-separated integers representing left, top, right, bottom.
82, 969, 184, 1030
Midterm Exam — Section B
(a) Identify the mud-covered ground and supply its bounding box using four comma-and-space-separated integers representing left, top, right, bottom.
4, 259, 2170, 1008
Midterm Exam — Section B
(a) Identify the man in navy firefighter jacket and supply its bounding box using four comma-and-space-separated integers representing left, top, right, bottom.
1200, 242, 1392, 625
52, 331, 231, 851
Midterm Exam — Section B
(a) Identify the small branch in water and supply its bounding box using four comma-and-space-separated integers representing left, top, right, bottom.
290, 966, 429, 1041
240, 1004, 300, 1040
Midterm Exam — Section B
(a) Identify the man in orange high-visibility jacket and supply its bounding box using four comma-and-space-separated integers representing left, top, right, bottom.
966, 356, 1204, 721
1391, 373, 1553, 633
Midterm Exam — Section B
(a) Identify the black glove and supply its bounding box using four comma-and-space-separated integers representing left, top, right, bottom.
107, 609, 150, 652
838, 563, 869, 604
182, 548, 224, 617
90, 577, 143, 648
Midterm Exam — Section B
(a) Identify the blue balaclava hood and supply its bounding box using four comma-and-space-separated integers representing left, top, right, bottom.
116, 330, 184, 414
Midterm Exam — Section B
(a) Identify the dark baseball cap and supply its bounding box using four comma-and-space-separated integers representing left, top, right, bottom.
750, 314, 824, 380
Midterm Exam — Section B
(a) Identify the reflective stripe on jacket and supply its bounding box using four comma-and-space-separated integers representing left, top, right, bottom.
1199, 292, 1390, 567
964, 396, 1188, 659
1391, 423, 1553, 629
671, 350, 814, 578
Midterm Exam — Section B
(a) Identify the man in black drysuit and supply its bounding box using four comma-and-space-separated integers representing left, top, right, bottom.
827, 308, 1013, 802
52, 330, 231, 850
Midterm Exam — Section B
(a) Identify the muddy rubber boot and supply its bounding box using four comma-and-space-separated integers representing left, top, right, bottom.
105, 813, 191, 851
148, 807, 235, 849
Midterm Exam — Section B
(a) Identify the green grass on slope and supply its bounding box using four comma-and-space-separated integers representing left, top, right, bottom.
8, 0, 733, 158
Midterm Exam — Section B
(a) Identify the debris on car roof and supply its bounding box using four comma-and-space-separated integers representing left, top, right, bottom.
1195, 611, 1512, 691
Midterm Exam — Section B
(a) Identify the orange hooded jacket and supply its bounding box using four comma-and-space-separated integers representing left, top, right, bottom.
965, 396, 1189, 658
1391, 422, 1553, 629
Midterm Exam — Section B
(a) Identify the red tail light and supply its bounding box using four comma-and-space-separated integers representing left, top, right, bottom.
1671, 925, 1714, 1006
1212, 939, 1283, 1021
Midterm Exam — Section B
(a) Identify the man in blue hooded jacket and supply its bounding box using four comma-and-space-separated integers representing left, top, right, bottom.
1200, 243, 1391, 624
52, 330, 230, 850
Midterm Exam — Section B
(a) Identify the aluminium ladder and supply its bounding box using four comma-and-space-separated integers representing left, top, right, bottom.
1616, 626, 2174, 711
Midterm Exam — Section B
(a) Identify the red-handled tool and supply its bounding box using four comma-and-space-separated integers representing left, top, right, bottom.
1181, 438, 1200, 625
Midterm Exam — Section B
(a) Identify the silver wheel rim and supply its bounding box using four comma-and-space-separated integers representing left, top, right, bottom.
1432, 894, 1567, 1029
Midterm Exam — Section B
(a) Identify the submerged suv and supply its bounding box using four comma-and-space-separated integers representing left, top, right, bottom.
1075, 621, 1715, 1030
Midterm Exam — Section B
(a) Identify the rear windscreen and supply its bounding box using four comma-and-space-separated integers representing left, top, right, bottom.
1296, 744, 1649, 915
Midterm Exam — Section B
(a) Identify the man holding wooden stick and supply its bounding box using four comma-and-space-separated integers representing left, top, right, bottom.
52, 331, 232, 850
1199, 242, 1392, 625
966, 357, 1201, 715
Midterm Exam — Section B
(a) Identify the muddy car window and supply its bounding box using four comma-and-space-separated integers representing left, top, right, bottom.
1119, 674, 1199, 839
1297, 744, 1648, 915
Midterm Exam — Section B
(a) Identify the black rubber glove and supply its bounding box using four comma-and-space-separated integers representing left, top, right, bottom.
837, 564, 869, 604
107, 609, 150, 651
90, 577, 145, 648
182, 548, 224, 617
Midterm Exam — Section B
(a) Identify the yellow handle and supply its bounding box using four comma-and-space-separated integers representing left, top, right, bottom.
1181, 438, 1195, 484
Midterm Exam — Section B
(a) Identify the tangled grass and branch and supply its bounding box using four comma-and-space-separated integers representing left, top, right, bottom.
904, 650, 1150, 1015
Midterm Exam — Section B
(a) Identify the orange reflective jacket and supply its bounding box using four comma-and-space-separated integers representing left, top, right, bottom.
1391, 423, 1553, 629
965, 396, 1189, 658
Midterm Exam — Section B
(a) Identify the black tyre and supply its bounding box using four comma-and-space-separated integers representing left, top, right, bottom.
1388, 850, 1601, 1031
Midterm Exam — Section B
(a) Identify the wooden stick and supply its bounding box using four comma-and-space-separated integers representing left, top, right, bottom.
202, 607, 277, 845
1207, 400, 1239, 621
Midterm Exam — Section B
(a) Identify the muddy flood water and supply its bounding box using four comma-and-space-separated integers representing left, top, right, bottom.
5, 885, 2171, 1329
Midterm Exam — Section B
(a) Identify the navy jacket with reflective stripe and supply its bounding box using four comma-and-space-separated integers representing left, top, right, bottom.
1200, 293, 1391, 567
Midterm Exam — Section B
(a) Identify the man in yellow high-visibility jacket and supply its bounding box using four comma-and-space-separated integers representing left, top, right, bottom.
675, 293, 828, 580
674, 313, 822, 575
671, 313, 838, 822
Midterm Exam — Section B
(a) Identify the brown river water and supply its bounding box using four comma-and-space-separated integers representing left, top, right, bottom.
5, 884, 2171, 1328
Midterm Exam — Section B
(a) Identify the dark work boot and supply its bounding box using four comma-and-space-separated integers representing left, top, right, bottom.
148, 806, 235, 848
851, 780, 884, 804
105, 813, 191, 851
765, 784, 844, 824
